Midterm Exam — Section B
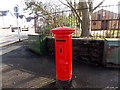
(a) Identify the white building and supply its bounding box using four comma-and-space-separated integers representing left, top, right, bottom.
0, 10, 34, 28
0, 10, 16, 28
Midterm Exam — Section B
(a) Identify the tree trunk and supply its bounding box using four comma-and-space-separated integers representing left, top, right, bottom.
81, 2, 92, 37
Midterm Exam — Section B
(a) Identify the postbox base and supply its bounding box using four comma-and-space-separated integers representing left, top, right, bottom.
55, 79, 73, 88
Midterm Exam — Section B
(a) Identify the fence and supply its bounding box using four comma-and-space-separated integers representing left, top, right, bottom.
35, 4, 120, 38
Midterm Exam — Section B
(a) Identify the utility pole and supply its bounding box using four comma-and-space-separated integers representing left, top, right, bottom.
17, 14, 20, 41
14, 5, 20, 41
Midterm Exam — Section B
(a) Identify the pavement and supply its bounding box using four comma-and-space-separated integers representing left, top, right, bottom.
1, 40, 120, 89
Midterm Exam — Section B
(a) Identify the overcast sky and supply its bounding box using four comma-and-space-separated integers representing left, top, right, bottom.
0, 0, 120, 14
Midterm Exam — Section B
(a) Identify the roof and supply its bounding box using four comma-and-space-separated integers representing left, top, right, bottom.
26, 17, 34, 22
0, 10, 9, 16
93, 9, 118, 15
19, 15, 24, 19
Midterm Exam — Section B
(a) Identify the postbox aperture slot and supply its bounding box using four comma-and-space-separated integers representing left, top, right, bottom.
60, 48, 62, 53
56, 40, 66, 42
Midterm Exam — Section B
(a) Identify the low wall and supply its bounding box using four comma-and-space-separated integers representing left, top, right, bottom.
46, 38, 107, 65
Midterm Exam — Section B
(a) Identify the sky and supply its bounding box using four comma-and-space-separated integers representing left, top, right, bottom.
0, 0, 120, 15
0, 0, 25, 13
0, 0, 119, 27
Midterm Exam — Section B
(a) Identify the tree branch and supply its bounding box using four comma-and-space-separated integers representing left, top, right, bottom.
88, 1, 93, 12
66, 0, 82, 22
93, 0, 106, 11
59, 0, 71, 8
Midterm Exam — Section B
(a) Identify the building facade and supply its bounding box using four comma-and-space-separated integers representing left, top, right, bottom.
91, 9, 120, 30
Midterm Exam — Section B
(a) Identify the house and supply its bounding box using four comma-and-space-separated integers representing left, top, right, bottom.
34, 15, 44, 33
92, 9, 118, 20
0, 10, 34, 30
91, 9, 120, 30
26, 16, 34, 28
0, 10, 16, 28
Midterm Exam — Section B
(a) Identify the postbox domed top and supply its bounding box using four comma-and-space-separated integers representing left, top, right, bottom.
51, 26, 75, 34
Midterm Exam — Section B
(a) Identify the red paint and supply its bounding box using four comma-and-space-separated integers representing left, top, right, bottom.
51, 26, 75, 80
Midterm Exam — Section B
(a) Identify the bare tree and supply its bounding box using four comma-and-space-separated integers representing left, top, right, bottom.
24, 0, 62, 29
60, 0, 106, 37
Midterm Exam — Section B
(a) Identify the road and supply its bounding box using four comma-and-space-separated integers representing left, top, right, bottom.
1, 40, 120, 89
0, 28, 35, 47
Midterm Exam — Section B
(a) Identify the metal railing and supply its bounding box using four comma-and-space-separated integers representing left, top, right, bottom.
35, 4, 120, 39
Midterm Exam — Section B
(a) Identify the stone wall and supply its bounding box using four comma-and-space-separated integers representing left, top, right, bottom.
46, 38, 107, 65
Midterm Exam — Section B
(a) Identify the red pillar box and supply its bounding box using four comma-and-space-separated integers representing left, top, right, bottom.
51, 25, 75, 88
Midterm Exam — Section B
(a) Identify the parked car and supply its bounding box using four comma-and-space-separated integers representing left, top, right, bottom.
21, 27, 29, 31
11, 27, 21, 32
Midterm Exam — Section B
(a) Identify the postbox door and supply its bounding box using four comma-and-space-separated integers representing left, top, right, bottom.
56, 40, 69, 80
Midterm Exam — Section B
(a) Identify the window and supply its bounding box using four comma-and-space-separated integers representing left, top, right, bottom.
97, 14, 101, 20
93, 22, 96, 25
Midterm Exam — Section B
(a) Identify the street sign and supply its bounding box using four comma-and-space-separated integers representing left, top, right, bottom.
14, 13, 19, 18
14, 6, 19, 12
